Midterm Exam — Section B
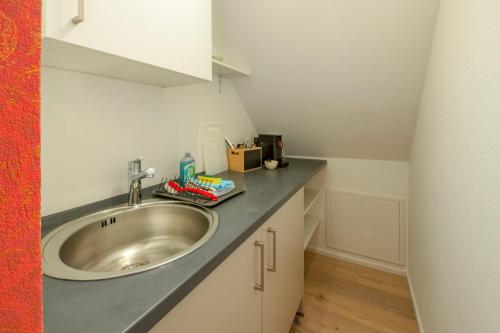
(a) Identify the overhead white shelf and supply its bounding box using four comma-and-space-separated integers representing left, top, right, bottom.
212, 59, 251, 78
304, 214, 321, 250
304, 188, 321, 215
43, 38, 207, 88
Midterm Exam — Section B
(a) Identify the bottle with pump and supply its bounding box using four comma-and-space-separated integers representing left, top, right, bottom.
179, 152, 195, 186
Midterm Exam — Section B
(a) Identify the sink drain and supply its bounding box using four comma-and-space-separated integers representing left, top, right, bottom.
121, 260, 150, 271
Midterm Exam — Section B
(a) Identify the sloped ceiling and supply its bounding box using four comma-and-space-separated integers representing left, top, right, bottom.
213, 0, 440, 161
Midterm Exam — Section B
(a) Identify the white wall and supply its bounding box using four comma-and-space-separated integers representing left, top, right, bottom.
409, 0, 500, 332
41, 67, 256, 215
321, 158, 409, 197
291, 157, 409, 198
213, 0, 440, 160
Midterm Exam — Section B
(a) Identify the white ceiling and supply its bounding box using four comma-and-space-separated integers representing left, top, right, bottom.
213, 0, 440, 161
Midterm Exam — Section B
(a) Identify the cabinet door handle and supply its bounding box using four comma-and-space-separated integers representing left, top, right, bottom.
266, 228, 277, 272
254, 241, 264, 292
72, 0, 85, 24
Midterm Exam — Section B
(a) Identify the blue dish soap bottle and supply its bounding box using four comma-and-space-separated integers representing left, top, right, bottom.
179, 152, 195, 186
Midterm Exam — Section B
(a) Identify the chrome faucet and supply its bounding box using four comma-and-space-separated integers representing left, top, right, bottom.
128, 157, 156, 206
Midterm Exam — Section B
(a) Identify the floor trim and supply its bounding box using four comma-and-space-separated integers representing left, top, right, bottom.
307, 246, 407, 276
407, 273, 425, 333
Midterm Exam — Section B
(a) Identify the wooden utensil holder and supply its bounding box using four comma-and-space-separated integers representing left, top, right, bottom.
227, 147, 262, 173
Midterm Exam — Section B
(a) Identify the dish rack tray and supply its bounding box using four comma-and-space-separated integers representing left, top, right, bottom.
152, 176, 245, 207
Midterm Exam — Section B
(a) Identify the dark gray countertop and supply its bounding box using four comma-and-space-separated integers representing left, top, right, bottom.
43, 158, 326, 333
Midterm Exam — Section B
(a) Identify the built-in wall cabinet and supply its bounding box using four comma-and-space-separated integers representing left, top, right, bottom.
305, 165, 407, 275
42, 1, 251, 86
42, 0, 212, 86
149, 189, 304, 333
327, 191, 405, 266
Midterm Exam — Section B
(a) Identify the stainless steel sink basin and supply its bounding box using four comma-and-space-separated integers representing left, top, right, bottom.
42, 200, 218, 280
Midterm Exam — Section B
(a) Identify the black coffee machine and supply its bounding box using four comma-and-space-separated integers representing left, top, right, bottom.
255, 134, 289, 168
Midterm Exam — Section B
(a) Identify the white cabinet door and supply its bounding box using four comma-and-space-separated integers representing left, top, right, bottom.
149, 189, 305, 333
43, 0, 212, 84
327, 190, 405, 265
149, 227, 263, 333
263, 189, 305, 333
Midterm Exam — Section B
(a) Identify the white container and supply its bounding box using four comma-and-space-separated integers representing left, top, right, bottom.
264, 160, 278, 170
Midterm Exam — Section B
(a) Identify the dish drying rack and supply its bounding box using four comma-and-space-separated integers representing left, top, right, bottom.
152, 176, 245, 207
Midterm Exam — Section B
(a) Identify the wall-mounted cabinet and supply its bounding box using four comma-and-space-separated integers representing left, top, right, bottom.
42, 0, 212, 87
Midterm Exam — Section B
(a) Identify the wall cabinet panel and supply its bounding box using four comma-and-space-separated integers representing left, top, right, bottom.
42, 0, 212, 86
327, 190, 405, 265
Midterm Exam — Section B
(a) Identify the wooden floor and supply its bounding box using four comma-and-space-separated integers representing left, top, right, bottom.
291, 252, 419, 333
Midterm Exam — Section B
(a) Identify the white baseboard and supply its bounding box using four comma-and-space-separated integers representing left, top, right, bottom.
307, 246, 407, 276
407, 273, 425, 333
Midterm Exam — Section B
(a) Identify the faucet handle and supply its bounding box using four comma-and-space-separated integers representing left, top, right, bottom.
127, 161, 155, 206
145, 168, 156, 178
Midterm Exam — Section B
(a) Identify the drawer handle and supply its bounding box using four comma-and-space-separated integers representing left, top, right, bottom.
266, 228, 277, 272
254, 241, 264, 292
72, 0, 85, 24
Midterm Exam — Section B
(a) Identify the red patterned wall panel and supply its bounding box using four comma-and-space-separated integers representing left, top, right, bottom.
0, 1, 42, 332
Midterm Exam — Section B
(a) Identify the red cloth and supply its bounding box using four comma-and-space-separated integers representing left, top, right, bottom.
0, 1, 42, 332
